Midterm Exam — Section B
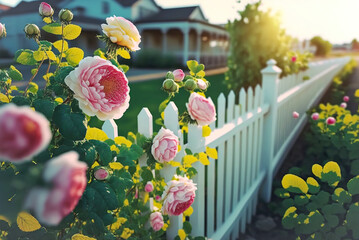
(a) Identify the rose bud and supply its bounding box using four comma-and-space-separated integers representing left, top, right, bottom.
150, 212, 164, 232
162, 79, 178, 93
340, 102, 347, 109
173, 69, 185, 82
155, 195, 161, 201
166, 71, 174, 80
145, 181, 154, 192
59, 9, 73, 23
326, 117, 336, 125
187, 92, 216, 126
291, 56, 297, 62
0, 23, 6, 39
94, 166, 109, 181
39, 2, 54, 17
24, 24, 40, 39
311, 112, 319, 121
197, 79, 207, 90
343, 96, 349, 102
151, 127, 179, 163
292, 111, 299, 119
184, 79, 197, 91
161, 175, 197, 216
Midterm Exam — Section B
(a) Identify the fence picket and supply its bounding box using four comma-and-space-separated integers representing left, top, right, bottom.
246, 87, 254, 223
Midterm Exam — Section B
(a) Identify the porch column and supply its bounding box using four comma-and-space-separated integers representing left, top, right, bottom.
195, 30, 202, 63
182, 28, 189, 66
161, 28, 168, 54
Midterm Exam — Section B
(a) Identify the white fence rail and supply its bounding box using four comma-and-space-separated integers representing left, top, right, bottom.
102, 56, 350, 240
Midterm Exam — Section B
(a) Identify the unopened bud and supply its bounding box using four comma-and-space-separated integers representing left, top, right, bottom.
145, 181, 154, 192
163, 79, 178, 92
39, 2, 54, 17
311, 112, 319, 121
0, 23, 6, 39
326, 117, 336, 125
184, 79, 197, 91
94, 166, 109, 181
197, 79, 207, 90
166, 71, 174, 80
24, 24, 40, 39
59, 9, 73, 23
173, 69, 185, 82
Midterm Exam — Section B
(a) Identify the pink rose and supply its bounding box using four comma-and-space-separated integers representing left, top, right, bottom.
343, 96, 349, 102
173, 69, 185, 82
197, 79, 207, 90
291, 56, 297, 62
311, 113, 319, 120
155, 195, 161, 201
161, 176, 197, 216
94, 167, 109, 180
39, 2, 54, 17
25, 152, 87, 225
292, 111, 299, 119
340, 102, 347, 109
101, 16, 141, 51
0, 104, 52, 163
145, 181, 154, 192
150, 212, 164, 232
0, 23, 6, 38
326, 117, 336, 125
64, 56, 130, 120
186, 92, 216, 126
151, 128, 179, 163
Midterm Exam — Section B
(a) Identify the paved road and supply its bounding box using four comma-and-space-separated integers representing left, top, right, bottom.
346, 57, 359, 113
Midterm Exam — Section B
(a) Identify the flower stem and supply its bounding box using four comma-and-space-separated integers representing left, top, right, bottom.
55, 24, 65, 73
23, 58, 45, 96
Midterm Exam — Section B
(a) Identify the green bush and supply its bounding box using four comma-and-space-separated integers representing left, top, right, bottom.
310, 36, 332, 57
133, 49, 180, 69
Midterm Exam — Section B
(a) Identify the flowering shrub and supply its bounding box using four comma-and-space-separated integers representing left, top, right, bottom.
0, 3, 217, 240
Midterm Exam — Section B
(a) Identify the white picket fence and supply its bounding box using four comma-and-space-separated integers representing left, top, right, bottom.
103, 56, 350, 240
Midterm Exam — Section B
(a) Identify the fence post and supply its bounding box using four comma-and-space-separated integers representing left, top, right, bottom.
163, 102, 184, 240
188, 124, 206, 237
102, 119, 118, 139
260, 59, 282, 202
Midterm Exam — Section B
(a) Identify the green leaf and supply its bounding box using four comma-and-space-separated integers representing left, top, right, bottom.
15, 49, 37, 65
66, 47, 84, 66
346, 203, 359, 238
32, 99, 55, 120
332, 187, 352, 204
8, 65, 23, 81
0, 93, 9, 103
141, 168, 153, 182
350, 160, 359, 175
183, 221, 192, 234
307, 177, 320, 194
42, 22, 62, 35
187, 60, 198, 73
12, 96, 30, 106
39, 40, 52, 50
28, 82, 38, 94
90, 181, 119, 210
294, 195, 309, 206
94, 49, 106, 59
54, 66, 74, 84
75, 141, 97, 167
158, 96, 171, 113
63, 24, 82, 40
321, 161, 341, 187
119, 65, 129, 73
0, 69, 9, 82
274, 188, 290, 198
89, 140, 113, 165
53, 40, 69, 52
281, 174, 308, 194
347, 176, 359, 195
53, 105, 87, 141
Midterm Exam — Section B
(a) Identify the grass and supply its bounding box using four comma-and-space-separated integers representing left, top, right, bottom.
115, 73, 229, 136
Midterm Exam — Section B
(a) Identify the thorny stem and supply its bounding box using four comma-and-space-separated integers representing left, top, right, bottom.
56, 24, 65, 73
36, 38, 52, 87
23, 58, 45, 96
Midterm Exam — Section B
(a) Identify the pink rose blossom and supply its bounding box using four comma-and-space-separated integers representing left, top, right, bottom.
39, 2, 54, 17
173, 69, 185, 82
340, 102, 347, 108
326, 117, 336, 125
197, 79, 207, 90
311, 113, 319, 121
186, 92, 216, 126
151, 127, 179, 163
161, 176, 197, 216
155, 195, 161, 201
343, 96, 349, 102
64, 56, 130, 120
0, 104, 52, 163
291, 56, 297, 62
150, 212, 164, 232
135, 187, 139, 199
94, 167, 109, 180
292, 111, 299, 119
145, 181, 154, 192
25, 152, 87, 225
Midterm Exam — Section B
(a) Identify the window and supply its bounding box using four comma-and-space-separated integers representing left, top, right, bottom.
103, 2, 109, 14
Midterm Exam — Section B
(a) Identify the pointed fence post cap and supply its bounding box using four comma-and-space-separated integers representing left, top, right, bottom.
261, 59, 282, 74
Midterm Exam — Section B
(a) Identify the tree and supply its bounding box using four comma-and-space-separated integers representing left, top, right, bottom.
352, 38, 359, 50
310, 36, 332, 56
225, 1, 292, 91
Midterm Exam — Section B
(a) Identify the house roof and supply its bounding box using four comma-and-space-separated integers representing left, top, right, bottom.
0, 4, 11, 11
135, 6, 204, 23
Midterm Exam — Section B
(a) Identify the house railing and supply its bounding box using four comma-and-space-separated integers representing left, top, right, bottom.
102, 56, 350, 240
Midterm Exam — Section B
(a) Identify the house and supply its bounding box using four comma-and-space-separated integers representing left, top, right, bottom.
0, 3, 11, 13
0, 0, 229, 68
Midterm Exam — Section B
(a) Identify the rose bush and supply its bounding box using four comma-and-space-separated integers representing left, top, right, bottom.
0, 3, 218, 240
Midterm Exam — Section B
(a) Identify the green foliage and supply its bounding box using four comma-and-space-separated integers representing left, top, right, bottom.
310, 36, 332, 57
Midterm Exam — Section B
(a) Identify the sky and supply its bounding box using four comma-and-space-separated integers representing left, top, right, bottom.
0, 0, 358, 44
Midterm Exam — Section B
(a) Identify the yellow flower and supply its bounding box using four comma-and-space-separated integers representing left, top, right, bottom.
101, 16, 141, 51
120, 228, 134, 239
